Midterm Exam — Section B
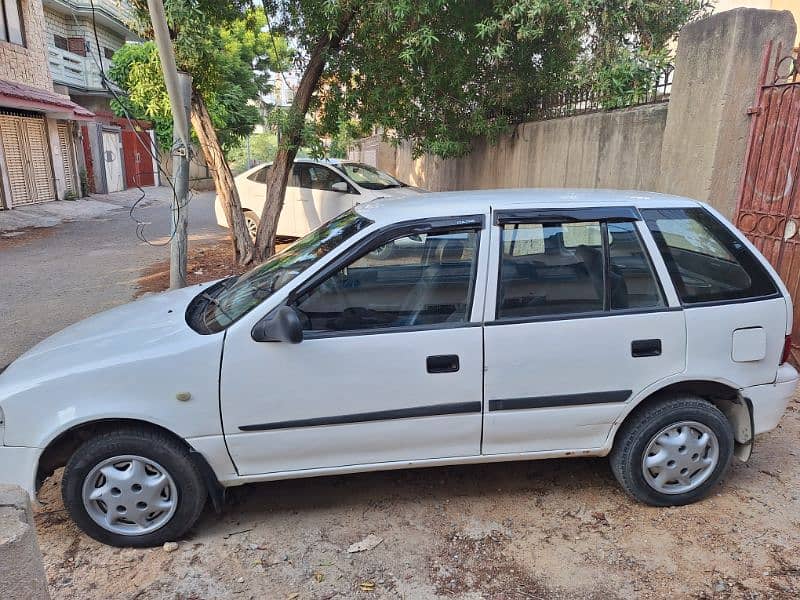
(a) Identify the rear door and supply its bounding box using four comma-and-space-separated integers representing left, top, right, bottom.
239, 165, 296, 237
293, 164, 357, 234
482, 207, 686, 454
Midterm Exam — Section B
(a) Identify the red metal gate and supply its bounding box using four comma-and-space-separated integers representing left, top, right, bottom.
735, 42, 800, 365
121, 129, 156, 188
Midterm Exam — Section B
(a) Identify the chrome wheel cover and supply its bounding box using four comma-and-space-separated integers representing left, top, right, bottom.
245, 216, 258, 241
82, 455, 178, 536
642, 421, 719, 495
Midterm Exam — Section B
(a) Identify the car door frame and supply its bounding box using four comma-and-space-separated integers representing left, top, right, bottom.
480, 204, 686, 455
218, 210, 494, 476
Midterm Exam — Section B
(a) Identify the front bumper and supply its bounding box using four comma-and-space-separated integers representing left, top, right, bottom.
0, 446, 40, 500
743, 363, 799, 435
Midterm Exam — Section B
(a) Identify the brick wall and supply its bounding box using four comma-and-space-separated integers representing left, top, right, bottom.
0, 0, 54, 91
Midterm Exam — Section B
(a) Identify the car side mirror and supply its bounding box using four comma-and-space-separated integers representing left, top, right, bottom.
330, 181, 349, 193
251, 306, 304, 344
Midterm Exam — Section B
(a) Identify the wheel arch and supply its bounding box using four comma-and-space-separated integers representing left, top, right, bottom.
37, 418, 225, 511
610, 380, 753, 461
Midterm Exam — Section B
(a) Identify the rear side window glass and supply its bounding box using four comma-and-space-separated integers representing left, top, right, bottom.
642, 208, 777, 304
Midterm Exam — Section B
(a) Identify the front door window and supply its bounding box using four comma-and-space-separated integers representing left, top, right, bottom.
292, 230, 480, 333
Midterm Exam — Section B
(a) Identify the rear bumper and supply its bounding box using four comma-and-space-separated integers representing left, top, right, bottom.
743, 363, 799, 435
0, 446, 40, 500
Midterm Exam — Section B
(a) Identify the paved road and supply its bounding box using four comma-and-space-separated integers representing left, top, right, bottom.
0, 187, 225, 367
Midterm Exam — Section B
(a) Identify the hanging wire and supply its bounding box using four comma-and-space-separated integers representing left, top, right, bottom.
85, 0, 192, 250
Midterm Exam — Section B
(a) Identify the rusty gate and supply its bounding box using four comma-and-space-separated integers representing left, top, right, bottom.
735, 42, 800, 365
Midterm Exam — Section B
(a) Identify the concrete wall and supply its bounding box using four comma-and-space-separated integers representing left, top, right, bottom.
373, 9, 798, 220
0, 486, 50, 600
391, 103, 668, 194
658, 8, 797, 217
0, 0, 54, 90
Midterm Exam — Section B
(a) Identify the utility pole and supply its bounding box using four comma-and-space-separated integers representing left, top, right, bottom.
147, 0, 191, 289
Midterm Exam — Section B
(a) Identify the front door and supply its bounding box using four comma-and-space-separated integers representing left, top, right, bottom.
102, 130, 125, 192
482, 208, 686, 454
220, 217, 488, 475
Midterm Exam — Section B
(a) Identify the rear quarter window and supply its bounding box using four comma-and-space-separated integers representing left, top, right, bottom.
641, 207, 778, 304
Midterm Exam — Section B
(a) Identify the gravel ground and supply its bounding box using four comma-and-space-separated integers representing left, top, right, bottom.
35, 393, 800, 600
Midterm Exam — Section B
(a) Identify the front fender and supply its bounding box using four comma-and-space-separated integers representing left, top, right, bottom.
0, 330, 225, 449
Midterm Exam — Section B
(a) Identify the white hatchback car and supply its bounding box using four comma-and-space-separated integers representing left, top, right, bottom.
1, 189, 797, 547
216, 158, 424, 241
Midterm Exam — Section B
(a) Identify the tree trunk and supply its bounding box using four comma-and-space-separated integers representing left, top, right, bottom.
189, 88, 256, 265
255, 10, 356, 261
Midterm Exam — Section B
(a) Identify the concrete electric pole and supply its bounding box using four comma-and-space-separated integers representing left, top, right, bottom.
147, 0, 191, 289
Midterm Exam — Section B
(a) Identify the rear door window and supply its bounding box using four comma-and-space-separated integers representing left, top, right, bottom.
641, 207, 778, 304
246, 166, 270, 183
496, 217, 664, 320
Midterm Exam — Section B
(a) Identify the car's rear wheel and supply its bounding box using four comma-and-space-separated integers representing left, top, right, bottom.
609, 395, 733, 506
244, 211, 259, 242
62, 427, 207, 547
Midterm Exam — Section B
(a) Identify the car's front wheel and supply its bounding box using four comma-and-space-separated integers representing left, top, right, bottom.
610, 395, 733, 506
62, 427, 207, 547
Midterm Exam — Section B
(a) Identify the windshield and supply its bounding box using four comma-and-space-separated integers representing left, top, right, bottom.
338, 163, 404, 190
188, 210, 373, 333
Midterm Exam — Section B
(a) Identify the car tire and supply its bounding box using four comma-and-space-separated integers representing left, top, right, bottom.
62, 427, 207, 547
244, 211, 260, 242
609, 395, 734, 507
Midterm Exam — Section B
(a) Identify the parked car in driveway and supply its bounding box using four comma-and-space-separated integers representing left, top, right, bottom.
1, 189, 797, 547
216, 158, 425, 242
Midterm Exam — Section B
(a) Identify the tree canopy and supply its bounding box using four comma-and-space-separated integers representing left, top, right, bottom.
110, 4, 289, 151
265, 0, 708, 160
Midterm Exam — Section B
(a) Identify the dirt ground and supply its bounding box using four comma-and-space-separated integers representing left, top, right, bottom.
135, 240, 249, 297
34, 391, 800, 600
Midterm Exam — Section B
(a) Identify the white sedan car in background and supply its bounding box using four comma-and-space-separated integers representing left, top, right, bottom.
215, 158, 425, 242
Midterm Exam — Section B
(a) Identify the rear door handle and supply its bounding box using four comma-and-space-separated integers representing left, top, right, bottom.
632, 339, 662, 357
427, 355, 460, 373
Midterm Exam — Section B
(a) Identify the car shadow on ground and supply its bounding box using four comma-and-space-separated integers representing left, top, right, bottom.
201, 456, 618, 528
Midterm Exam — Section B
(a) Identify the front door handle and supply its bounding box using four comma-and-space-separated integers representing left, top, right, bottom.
427, 355, 460, 373
632, 339, 662, 357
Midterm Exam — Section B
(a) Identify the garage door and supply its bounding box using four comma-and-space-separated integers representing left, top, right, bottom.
0, 112, 56, 207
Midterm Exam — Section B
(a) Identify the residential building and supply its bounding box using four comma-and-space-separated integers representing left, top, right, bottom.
43, 0, 134, 114
0, 0, 93, 209
42, 0, 158, 194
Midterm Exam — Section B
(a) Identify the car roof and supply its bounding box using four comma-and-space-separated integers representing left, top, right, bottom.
355, 188, 704, 225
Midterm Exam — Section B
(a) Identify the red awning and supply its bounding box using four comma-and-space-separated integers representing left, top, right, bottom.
0, 79, 96, 121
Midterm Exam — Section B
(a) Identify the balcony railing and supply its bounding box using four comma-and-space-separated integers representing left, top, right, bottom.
48, 46, 112, 92
45, 0, 134, 24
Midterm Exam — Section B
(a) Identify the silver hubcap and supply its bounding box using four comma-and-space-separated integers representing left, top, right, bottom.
245, 216, 258, 241
82, 455, 178, 536
642, 421, 719, 494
